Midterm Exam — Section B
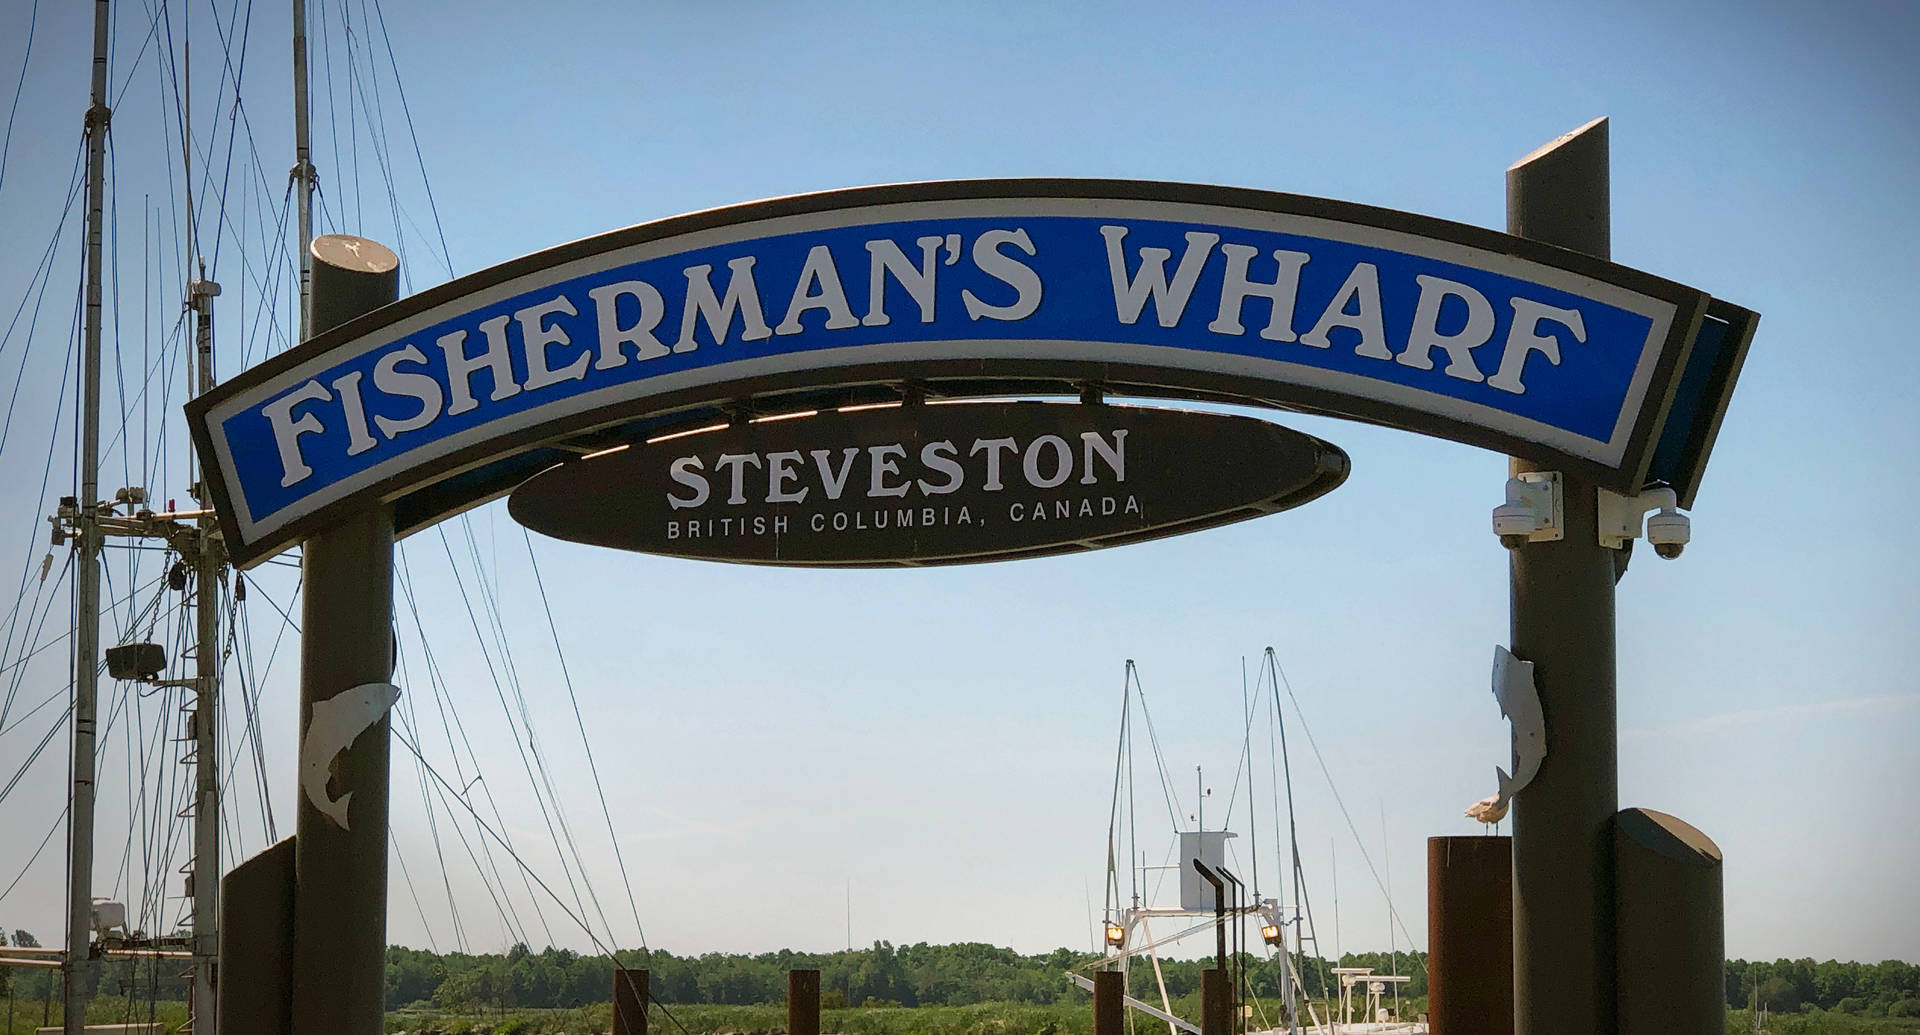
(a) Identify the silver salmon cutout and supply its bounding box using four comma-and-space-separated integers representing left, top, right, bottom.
1492, 645, 1546, 809
301, 681, 401, 830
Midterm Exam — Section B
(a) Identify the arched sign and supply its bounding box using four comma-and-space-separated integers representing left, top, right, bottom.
186, 179, 1753, 567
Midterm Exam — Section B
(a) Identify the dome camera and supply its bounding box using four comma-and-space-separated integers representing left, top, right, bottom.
1491, 473, 1562, 550
1492, 503, 1540, 551
1646, 509, 1690, 560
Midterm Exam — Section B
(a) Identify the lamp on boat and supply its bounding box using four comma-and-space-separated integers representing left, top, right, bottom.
1104, 921, 1126, 948
1260, 922, 1283, 946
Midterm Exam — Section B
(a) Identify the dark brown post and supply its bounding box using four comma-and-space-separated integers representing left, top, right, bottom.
1427, 836, 1514, 1035
788, 969, 821, 1035
1506, 116, 1618, 1035
1201, 968, 1232, 1035
1615, 809, 1723, 1035
612, 968, 650, 1035
216, 837, 296, 1035
287, 235, 400, 1035
1093, 970, 1124, 1035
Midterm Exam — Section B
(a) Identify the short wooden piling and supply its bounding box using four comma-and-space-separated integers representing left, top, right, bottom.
1093, 970, 1123, 1035
612, 968, 649, 1035
1427, 835, 1514, 1034
1615, 808, 1723, 1035
788, 969, 821, 1035
1201, 968, 1232, 1035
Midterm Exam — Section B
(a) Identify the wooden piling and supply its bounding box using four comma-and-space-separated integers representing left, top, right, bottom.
788, 969, 821, 1035
612, 968, 649, 1035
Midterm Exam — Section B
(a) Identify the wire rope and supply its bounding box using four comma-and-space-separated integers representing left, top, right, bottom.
522, 527, 649, 949
0, 0, 39, 203
1268, 654, 1425, 967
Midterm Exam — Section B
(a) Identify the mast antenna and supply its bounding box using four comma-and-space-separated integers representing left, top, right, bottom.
293, 0, 316, 340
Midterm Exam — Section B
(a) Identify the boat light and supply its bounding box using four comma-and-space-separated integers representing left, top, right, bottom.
1261, 923, 1282, 945
1104, 922, 1126, 947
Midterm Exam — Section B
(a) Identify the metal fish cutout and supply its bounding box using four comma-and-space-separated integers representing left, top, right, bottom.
301, 681, 400, 830
1491, 646, 1546, 810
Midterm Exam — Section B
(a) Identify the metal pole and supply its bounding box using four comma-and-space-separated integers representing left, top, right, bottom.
1194, 861, 1226, 976
291, 0, 316, 342
188, 273, 223, 1035
64, 3, 113, 1032
1218, 867, 1244, 1028
287, 235, 398, 1035
1505, 116, 1618, 1035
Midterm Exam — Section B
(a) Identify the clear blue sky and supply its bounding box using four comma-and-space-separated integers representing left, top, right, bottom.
0, 0, 1914, 966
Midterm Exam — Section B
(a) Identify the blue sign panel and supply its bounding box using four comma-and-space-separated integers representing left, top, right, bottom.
189, 180, 1727, 565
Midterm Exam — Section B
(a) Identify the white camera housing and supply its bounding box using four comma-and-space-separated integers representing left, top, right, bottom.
1492, 473, 1564, 550
1598, 486, 1690, 559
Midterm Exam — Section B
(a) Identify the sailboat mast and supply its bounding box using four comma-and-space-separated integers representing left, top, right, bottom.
293, 0, 316, 340
64, 2, 113, 1031
188, 276, 223, 1034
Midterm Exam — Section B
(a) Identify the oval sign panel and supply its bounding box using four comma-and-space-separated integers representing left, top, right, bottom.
508, 402, 1348, 567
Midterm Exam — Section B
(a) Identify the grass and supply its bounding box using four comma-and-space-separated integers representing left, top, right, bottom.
2, 995, 188, 1034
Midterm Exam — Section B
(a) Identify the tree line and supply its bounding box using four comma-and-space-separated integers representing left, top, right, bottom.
386, 941, 1430, 1014
1727, 958, 1920, 1018
8, 929, 1917, 1020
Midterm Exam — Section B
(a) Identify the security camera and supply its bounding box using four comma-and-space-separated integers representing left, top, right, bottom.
1598, 486, 1690, 560
1492, 504, 1541, 551
1492, 473, 1562, 550
1645, 509, 1690, 560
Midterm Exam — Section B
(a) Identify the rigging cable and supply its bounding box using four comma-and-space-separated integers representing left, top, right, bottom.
436, 522, 604, 948
0, 0, 39, 202
393, 721, 627, 960
1103, 662, 1130, 919
1128, 665, 1186, 832
396, 545, 540, 947
523, 527, 650, 950
1269, 652, 1425, 968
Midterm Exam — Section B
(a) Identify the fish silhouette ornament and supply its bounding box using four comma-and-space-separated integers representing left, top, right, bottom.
301, 681, 400, 830
1491, 646, 1546, 812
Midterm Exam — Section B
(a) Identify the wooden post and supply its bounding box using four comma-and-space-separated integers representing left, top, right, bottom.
216, 837, 296, 1035
1093, 970, 1123, 1035
1427, 835, 1513, 1035
788, 969, 821, 1035
1506, 117, 1619, 1035
1201, 968, 1232, 1035
1615, 809, 1723, 1035
612, 968, 649, 1035
288, 235, 400, 1035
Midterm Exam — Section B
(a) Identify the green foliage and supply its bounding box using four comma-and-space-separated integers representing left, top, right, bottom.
1726, 959, 1920, 1019
385, 939, 1436, 1015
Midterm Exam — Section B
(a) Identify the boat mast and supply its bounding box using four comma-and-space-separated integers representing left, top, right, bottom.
293, 0, 316, 340
187, 276, 223, 1033
64, 2, 112, 1032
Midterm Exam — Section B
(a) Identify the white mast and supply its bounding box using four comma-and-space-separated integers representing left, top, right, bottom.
187, 276, 223, 1032
63, 2, 112, 1032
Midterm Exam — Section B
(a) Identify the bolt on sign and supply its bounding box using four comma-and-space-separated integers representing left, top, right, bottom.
508, 402, 1347, 566
186, 180, 1754, 567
